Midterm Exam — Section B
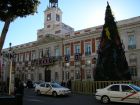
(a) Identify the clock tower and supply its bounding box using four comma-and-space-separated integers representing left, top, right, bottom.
37, 0, 74, 40
44, 0, 62, 30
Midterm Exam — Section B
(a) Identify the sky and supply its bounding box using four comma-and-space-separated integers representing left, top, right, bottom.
0, 0, 140, 48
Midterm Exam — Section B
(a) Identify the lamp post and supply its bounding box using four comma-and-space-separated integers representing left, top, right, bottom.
93, 57, 97, 80
79, 54, 82, 81
86, 59, 91, 79
0, 43, 15, 95
8, 43, 15, 95
66, 62, 70, 81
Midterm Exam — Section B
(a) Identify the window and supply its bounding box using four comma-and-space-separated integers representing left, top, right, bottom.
122, 85, 133, 92
46, 84, 50, 88
39, 49, 43, 58
19, 53, 24, 62
55, 47, 60, 57
40, 83, 45, 87
15, 54, 19, 62
75, 45, 80, 54
65, 71, 70, 80
129, 66, 137, 76
47, 13, 51, 21
31, 50, 36, 60
55, 30, 61, 34
45, 48, 51, 57
25, 52, 30, 61
85, 43, 91, 55
47, 25, 51, 28
65, 47, 70, 56
56, 14, 60, 21
128, 35, 136, 49
108, 85, 119, 91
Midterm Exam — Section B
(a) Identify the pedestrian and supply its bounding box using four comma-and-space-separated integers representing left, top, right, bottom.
67, 79, 71, 89
15, 78, 24, 95
18, 81, 24, 95
61, 80, 65, 87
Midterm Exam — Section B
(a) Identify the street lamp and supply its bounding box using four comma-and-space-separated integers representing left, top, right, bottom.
66, 62, 70, 81
79, 54, 82, 81
8, 42, 16, 95
0, 51, 8, 82
86, 59, 91, 79
66, 62, 70, 67
74, 53, 82, 81
0, 43, 16, 95
93, 57, 97, 80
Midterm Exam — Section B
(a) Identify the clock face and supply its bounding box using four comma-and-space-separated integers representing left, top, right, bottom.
47, 13, 51, 21
56, 14, 60, 21
47, 16, 50, 20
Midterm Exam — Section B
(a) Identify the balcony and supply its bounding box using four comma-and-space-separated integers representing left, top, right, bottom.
85, 52, 91, 56
128, 45, 136, 50
53, 56, 62, 61
31, 59, 38, 66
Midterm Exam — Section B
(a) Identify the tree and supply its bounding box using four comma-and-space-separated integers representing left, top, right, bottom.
94, 2, 131, 81
0, 0, 40, 52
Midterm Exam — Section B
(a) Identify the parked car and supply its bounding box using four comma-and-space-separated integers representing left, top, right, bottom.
95, 83, 140, 104
34, 82, 71, 96
33, 81, 44, 88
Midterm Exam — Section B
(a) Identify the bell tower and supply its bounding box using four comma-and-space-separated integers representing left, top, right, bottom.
44, 0, 62, 30
49, 0, 58, 8
37, 0, 74, 40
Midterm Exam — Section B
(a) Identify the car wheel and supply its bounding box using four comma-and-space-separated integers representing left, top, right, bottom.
52, 91, 57, 97
36, 90, 41, 95
101, 95, 110, 104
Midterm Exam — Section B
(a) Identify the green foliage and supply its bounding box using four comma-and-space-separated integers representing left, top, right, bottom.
0, 0, 40, 52
0, 0, 40, 22
94, 2, 131, 81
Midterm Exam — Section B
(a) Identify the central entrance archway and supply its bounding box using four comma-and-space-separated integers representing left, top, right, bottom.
45, 69, 51, 82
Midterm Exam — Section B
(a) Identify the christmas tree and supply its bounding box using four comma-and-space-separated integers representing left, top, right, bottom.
94, 2, 131, 81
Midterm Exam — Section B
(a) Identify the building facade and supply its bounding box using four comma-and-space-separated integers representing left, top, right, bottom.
2, 1, 140, 82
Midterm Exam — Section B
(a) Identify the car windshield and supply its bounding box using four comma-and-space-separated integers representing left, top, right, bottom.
51, 83, 63, 88
130, 84, 140, 92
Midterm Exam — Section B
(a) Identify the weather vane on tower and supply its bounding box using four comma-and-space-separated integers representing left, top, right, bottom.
49, 0, 58, 7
